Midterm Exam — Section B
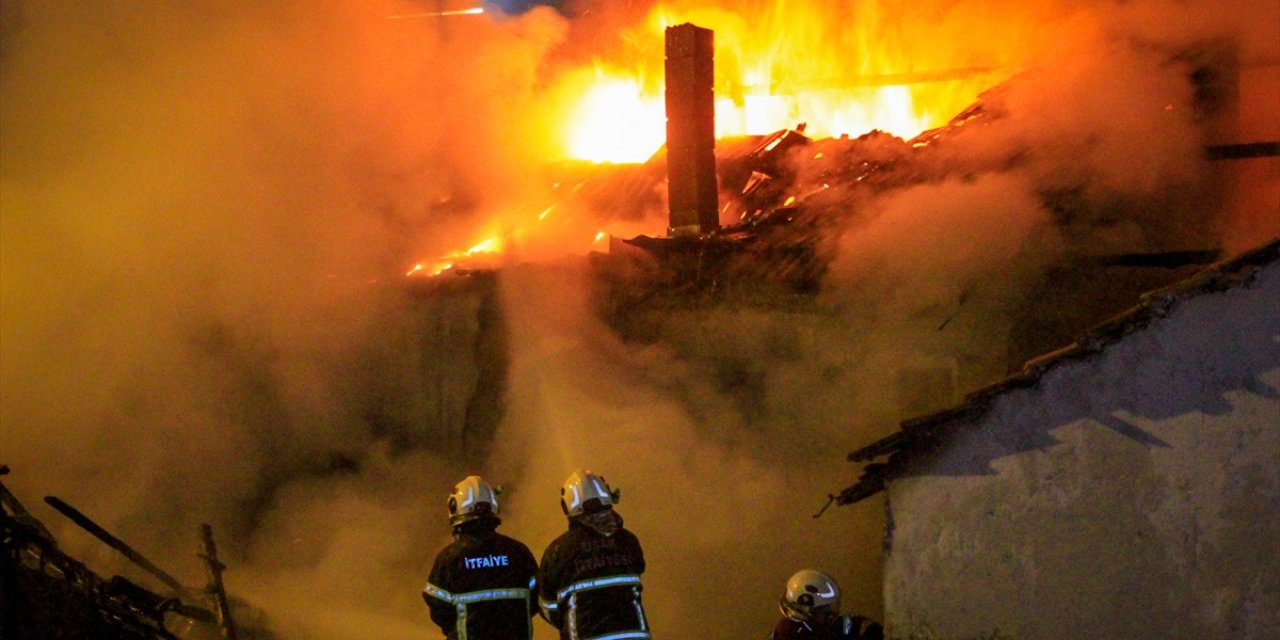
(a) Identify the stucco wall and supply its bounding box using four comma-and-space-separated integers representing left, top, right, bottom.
883, 259, 1280, 640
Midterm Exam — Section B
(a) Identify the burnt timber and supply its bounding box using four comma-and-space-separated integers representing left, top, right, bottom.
1, 467, 233, 640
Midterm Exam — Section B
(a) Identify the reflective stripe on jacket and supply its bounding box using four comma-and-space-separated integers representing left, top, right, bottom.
538, 510, 649, 640
424, 520, 538, 640
422, 578, 537, 640
562, 574, 649, 640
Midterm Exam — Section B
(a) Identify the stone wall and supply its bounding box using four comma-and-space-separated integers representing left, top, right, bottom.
883, 259, 1280, 639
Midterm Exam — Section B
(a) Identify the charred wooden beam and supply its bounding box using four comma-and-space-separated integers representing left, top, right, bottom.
1087, 250, 1224, 268
1205, 141, 1280, 160
665, 23, 719, 236
43, 495, 186, 594
5, 484, 208, 639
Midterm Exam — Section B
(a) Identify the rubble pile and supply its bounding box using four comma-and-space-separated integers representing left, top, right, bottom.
579, 101, 984, 311
1, 468, 267, 640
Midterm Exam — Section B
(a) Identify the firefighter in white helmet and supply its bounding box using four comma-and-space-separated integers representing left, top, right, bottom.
422, 475, 538, 640
537, 469, 650, 640
769, 569, 883, 640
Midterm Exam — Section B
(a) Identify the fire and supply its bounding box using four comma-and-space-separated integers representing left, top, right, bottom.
409, 1, 1039, 275
406, 236, 506, 277
554, 1, 1012, 163
566, 72, 667, 163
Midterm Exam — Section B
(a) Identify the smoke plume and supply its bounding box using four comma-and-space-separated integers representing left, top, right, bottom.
1, 0, 1275, 639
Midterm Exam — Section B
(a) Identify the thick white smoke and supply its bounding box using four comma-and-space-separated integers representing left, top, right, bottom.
1, 1, 1275, 639
1, 1, 570, 637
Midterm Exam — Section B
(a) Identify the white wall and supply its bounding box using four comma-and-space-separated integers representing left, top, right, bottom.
883, 257, 1280, 640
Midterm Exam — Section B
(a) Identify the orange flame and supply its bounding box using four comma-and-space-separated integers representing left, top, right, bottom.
565, 71, 668, 163
554, 1, 1014, 163
407, 235, 506, 277
409, 0, 1049, 275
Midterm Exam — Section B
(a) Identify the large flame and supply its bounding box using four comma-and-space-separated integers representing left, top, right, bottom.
406, 235, 505, 277
410, 0, 1049, 273
554, 0, 1023, 163
565, 70, 669, 163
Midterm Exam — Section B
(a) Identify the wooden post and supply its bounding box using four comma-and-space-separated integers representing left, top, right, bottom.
199, 524, 239, 640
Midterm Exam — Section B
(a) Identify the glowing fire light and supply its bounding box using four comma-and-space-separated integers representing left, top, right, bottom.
566, 75, 667, 163
407, 236, 505, 277
415, 1, 1028, 276
465, 237, 502, 255
388, 7, 485, 19
554, 2, 1006, 163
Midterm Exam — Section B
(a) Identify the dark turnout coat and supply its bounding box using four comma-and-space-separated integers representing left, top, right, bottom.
769, 615, 884, 640
423, 518, 538, 640
538, 509, 649, 640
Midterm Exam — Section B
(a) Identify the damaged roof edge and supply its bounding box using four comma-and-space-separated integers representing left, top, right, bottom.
838, 236, 1280, 506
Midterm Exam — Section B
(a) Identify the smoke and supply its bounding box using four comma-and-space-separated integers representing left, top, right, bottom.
0, 0, 571, 636
488, 258, 894, 638
486, 1, 1278, 639
1, 1, 1276, 640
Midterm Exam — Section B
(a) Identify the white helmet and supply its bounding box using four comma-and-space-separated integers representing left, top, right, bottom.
448, 475, 500, 526
560, 469, 620, 517
780, 569, 841, 620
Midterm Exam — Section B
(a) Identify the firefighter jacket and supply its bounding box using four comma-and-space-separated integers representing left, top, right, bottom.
423, 517, 539, 640
769, 615, 884, 640
538, 509, 649, 640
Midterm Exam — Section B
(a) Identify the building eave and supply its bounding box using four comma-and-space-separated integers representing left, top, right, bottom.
836, 236, 1280, 507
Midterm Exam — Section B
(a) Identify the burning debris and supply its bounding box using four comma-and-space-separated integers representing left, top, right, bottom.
415, 18, 1247, 297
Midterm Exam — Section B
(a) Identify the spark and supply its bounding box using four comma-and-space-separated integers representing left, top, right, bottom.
388, 7, 485, 19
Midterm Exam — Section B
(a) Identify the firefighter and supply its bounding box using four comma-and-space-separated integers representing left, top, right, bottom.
769, 569, 884, 640
538, 469, 650, 640
423, 475, 538, 640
